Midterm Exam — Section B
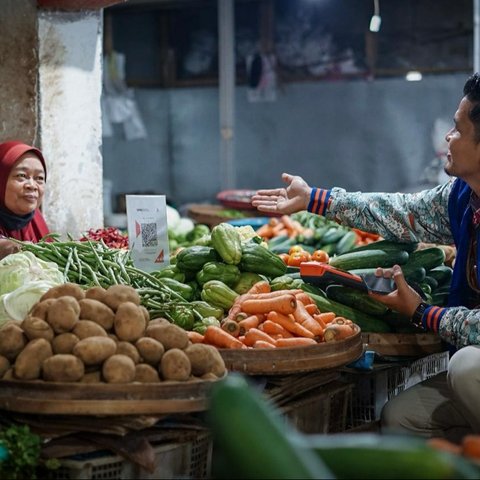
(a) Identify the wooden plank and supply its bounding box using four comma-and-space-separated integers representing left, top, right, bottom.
361, 332, 445, 357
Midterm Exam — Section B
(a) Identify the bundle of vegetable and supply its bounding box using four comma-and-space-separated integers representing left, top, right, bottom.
0, 283, 226, 384
79, 227, 129, 249
209, 375, 480, 480
14, 238, 202, 324
190, 280, 359, 349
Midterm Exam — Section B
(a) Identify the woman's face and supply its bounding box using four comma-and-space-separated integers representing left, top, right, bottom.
4, 153, 46, 215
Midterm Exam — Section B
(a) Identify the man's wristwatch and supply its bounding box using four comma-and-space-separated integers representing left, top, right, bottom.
411, 302, 428, 329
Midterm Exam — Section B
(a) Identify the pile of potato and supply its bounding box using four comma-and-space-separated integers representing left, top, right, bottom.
0, 283, 226, 384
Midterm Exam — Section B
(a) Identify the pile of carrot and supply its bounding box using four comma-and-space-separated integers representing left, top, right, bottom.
187, 280, 359, 350
255, 215, 309, 240
351, 228, 382, 247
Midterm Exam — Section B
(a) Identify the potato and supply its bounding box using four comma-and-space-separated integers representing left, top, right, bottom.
160, 348, 191, 381
208, 345, 227, 377
0, 323, 27, 361
116, 341, 141, 364
21, 315, 54, 342
103, 284, 140, 311
73, 320, 107, 339
201, 372, 220, 381
114, 302, 146, 342
41, 283, 85, 301
134, 363, 160, 383
85, 286, 107, 303
73, 336, 116, 365
147, 317, 170, 328
14, 338, 52, 380
135, 337, 164, 365
28, 298, 56, 321
42, 354, 85, 382
80, 370, 102, 383
147, 323, 189, 351
52, 333, 79, 354
46, 296, 80, 333
139, 305, 150, 324
184, 343, 226, 377
0, 356, 10, 378
3, 368, 14, 380
108, 333, 119, 344
102, 354, 135, 383
78, 298, 115, 330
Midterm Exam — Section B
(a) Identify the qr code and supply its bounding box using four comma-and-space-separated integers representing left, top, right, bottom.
141, 222, 157, 247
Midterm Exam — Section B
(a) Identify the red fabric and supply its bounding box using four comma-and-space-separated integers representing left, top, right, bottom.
0, 141, 50, 242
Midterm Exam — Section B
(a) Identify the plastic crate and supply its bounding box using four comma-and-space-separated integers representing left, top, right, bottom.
281, 380, 353, 434
49, 431, 212, 480
345, 351, 449, 429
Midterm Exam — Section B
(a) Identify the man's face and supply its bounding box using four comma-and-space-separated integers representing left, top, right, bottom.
444, 97, 480, 182
4, 154, 45, 215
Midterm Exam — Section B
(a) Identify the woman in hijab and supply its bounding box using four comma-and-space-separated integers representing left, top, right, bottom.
0, 141, 50, 260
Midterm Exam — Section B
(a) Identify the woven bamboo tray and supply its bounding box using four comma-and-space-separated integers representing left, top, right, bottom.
361, 332, 445, 357
0, 376, 222, 416
219, 330, 363, 375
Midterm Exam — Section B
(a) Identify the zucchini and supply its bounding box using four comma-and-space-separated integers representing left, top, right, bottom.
329, 249, 409, 271
402, 247, 446, 272
316, 243, 337, 255
303, 433, 480, 479
268, 234, 290, 248
381, 309, 412, 330
431, 291, 450, 306
325, 285, 388, 316
422, 275, 439, 291
305, 291, 392, 332
427, 265, 453, 286
350, 239, 418, 253
208, 374, 332, 480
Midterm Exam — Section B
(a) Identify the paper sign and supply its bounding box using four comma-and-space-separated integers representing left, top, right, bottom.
126, 195, 170, 273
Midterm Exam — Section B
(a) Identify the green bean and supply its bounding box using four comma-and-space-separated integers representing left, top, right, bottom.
63, 248, 74, 279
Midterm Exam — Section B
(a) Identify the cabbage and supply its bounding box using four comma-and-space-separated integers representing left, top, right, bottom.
0, 280, 56, 326
166, 205, 181, 229
0, 251, 65, 295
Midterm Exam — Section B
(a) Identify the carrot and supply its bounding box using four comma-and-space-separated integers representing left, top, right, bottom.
247, 289, 302, 300
266, 311, 315, 338
221, 319, 241, 337
241, 294, 297, 315
333, 316, 354, 327
238, 314, 263, 335
255, 223, 274, 238
314, 312, 336, 325
262, 319, 294, 338
275, 337, 317, 348
248, 280, 271, 294
293, 301, 324, 337
243, 328, 277, 347
427, 438, 462, 455
203, 325, 245, 349
187, 331, 204, 344
294, 292, 315, 306
253, 340, 277, 349
462, 435, 480, 459
280, 215, 298, 235
323, 323, 357, 342
305, 303, 320, 316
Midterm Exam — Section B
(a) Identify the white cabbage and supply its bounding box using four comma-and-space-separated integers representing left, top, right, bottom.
0, 281, 56, 326
0, 251, 65, 295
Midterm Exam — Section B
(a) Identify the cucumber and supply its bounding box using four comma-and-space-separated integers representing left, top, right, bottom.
349, 266, 426, 284
403, 247, 446, 271
381, 309, 412, 330
321, 226, 348, 244
208, 374, 332, 479
431, 291, 450, 306
268, 234, 290, 248
335, 230, 358, 255
350, 239, 419, 253
427, 265, 453, 286
316, 243, 337, 255
301, 433, 480, 479
422, 275, 439, 291
325, 285, 388, 316
329, 249, 409, 271
305, 290, 392, 332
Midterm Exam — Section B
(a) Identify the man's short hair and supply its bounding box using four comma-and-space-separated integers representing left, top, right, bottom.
463, 72, 480, 143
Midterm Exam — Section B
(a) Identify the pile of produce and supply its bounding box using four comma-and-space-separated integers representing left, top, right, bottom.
0, 283, 226, 384
79, 227, 129, 250
258, 212, 381, 256
188, 280, 359, 350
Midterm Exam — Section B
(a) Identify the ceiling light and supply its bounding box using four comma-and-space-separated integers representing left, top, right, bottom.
369, 0, 381, 32
406, 71, 422, 81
